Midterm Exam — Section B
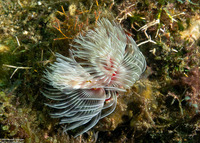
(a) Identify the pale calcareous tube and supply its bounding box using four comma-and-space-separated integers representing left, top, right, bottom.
42, 18, 146, 137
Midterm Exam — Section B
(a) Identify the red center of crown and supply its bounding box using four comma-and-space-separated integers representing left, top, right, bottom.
103, 57, 117, 81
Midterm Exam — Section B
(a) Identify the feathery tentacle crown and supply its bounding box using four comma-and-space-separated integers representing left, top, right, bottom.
42, 18, 146, 137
